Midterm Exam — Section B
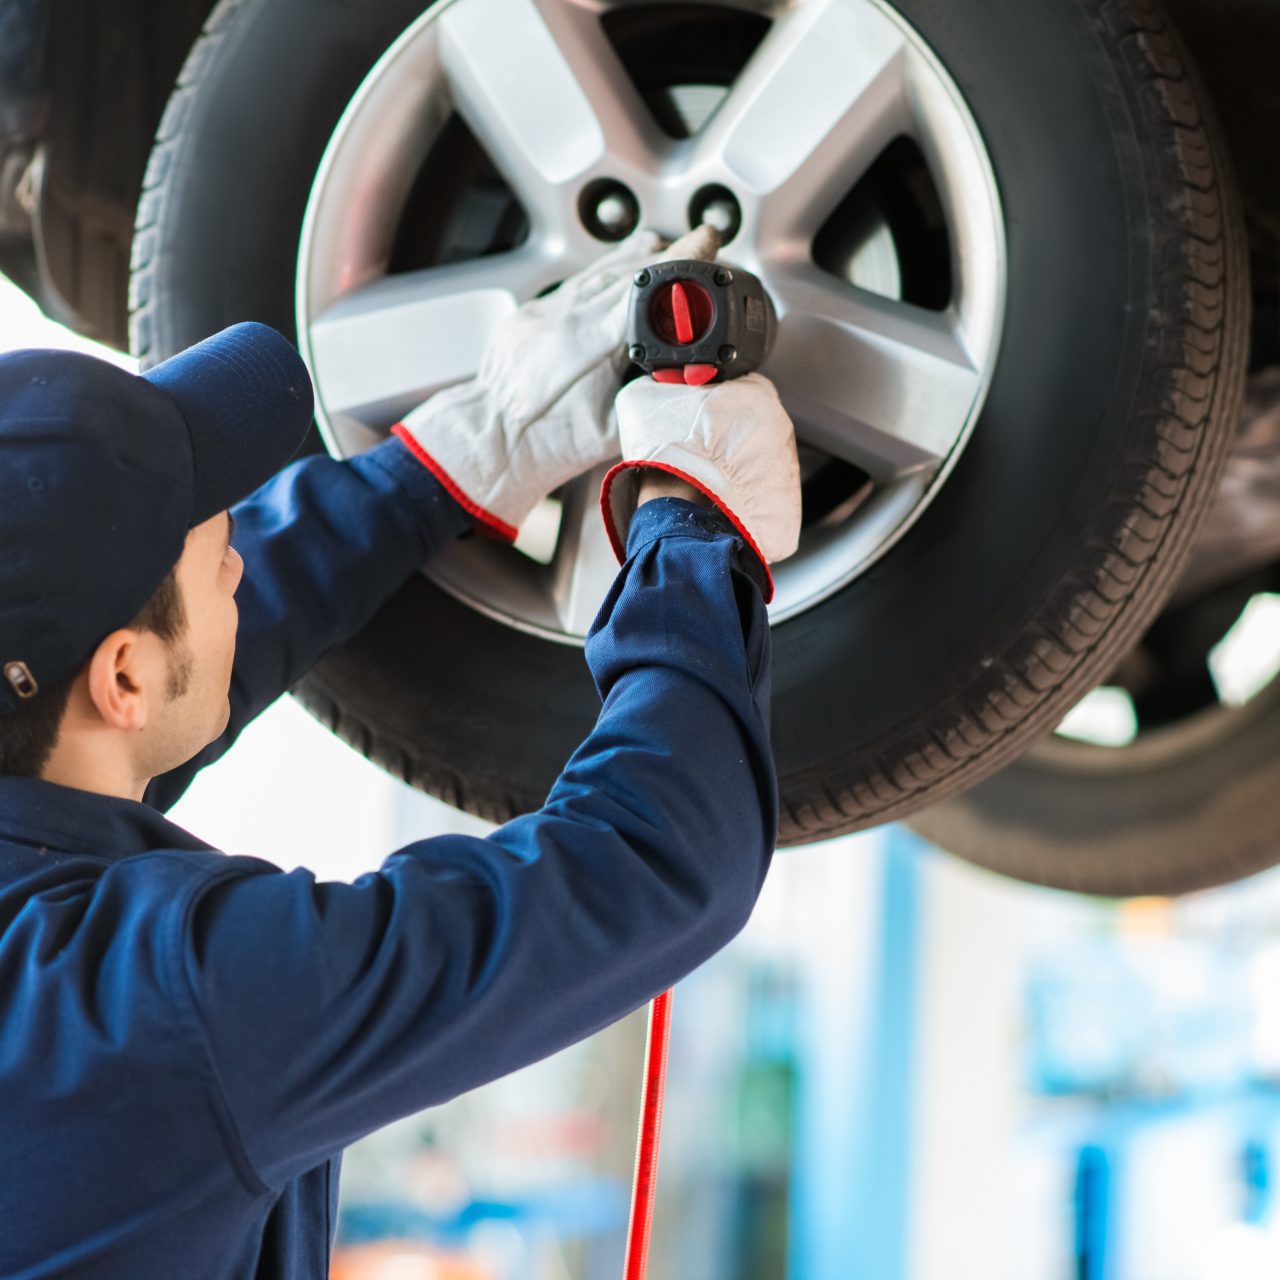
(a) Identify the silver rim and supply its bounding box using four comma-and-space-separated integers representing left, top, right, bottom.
298, 0, 1006, 642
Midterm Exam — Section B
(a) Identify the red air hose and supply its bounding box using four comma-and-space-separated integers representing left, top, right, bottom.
622, 988, 674, 1280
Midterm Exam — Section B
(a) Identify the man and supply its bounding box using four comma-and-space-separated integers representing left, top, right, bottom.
0, 228, 801, 1278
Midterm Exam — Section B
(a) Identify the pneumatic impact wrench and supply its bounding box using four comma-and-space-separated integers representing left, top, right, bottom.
624, 252, 777, 385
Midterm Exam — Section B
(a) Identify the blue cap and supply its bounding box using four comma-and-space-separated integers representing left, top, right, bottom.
0, 322, 314, 714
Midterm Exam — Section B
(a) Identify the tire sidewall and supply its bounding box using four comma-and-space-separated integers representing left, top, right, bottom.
911, 678, 1280, 896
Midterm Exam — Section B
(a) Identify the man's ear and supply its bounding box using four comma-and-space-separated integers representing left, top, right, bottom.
84, 630, 154, 731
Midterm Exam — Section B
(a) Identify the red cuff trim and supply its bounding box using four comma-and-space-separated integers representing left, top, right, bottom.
600, 462, 631, 564
600, 460, 775, 603
391, 424, 518, 543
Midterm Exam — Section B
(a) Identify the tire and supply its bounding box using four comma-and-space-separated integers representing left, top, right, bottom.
131, 0, 1251, 868
909, 675, 1280, 898
910, 370, 1280, 898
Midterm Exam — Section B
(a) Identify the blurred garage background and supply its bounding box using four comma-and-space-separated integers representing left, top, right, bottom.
9, 278, 1280, 1280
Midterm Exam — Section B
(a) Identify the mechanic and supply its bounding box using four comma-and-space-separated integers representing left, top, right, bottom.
0, 226, 802, 1278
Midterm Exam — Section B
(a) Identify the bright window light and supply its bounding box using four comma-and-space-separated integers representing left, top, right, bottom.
1054, 686, 1138, 747
1208, 593, 1280, 707
514, 495, 561, 565
0, 272, 136, 369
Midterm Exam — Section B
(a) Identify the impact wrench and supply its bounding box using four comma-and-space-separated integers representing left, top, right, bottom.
619, 256, 778, 1280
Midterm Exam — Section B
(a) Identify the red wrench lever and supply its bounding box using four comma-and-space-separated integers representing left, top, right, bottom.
651, 279, 719, 387
669, 280, 695, 344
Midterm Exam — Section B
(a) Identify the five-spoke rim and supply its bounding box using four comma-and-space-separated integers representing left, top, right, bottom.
297, 0, 1006, 641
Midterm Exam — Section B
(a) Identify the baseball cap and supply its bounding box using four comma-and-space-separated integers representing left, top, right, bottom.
0, 322, 314, 714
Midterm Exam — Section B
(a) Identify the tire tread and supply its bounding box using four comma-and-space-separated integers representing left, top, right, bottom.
807, 0, 1250, 868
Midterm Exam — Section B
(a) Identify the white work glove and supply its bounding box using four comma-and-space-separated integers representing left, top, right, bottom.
602, 371, 802, 601
393, 225, 720, 540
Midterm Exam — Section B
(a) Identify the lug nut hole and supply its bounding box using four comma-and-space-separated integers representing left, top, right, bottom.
579, 178, 640, 243
688, 184, 742, 245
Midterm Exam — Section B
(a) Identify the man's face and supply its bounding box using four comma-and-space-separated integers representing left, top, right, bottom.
150, 510, 243, 769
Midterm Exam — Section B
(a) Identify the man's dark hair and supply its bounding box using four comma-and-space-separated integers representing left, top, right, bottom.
0, 569, 188, 778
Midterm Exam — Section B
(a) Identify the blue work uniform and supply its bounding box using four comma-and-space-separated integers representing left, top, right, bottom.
0, 437, 777, 1279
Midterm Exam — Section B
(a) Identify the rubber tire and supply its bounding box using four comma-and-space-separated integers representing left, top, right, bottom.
908, 678, 1280, 898
131, 0, 1251, 877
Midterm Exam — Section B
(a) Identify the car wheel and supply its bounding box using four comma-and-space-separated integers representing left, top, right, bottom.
131, 0, 1249, 874
911, 368, 1280, 897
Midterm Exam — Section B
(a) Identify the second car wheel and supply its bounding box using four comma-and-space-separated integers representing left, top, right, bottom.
911, 368, 1280, 897
131, 0, 1249, 885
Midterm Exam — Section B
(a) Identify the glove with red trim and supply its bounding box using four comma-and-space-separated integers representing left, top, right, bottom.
601, 371, 802, 602
392, 225, 721, 541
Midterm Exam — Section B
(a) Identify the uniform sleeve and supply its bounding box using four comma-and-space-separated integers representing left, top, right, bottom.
144, 438, 472, 812
176, 499, 777, 1191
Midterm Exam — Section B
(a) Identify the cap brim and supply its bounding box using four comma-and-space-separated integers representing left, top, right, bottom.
142, 322, 315, 525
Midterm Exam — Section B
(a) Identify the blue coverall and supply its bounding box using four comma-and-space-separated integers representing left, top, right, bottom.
0, 435, 777, 1278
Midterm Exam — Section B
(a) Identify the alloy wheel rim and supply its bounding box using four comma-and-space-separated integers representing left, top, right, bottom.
297, 0, 1007, 642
